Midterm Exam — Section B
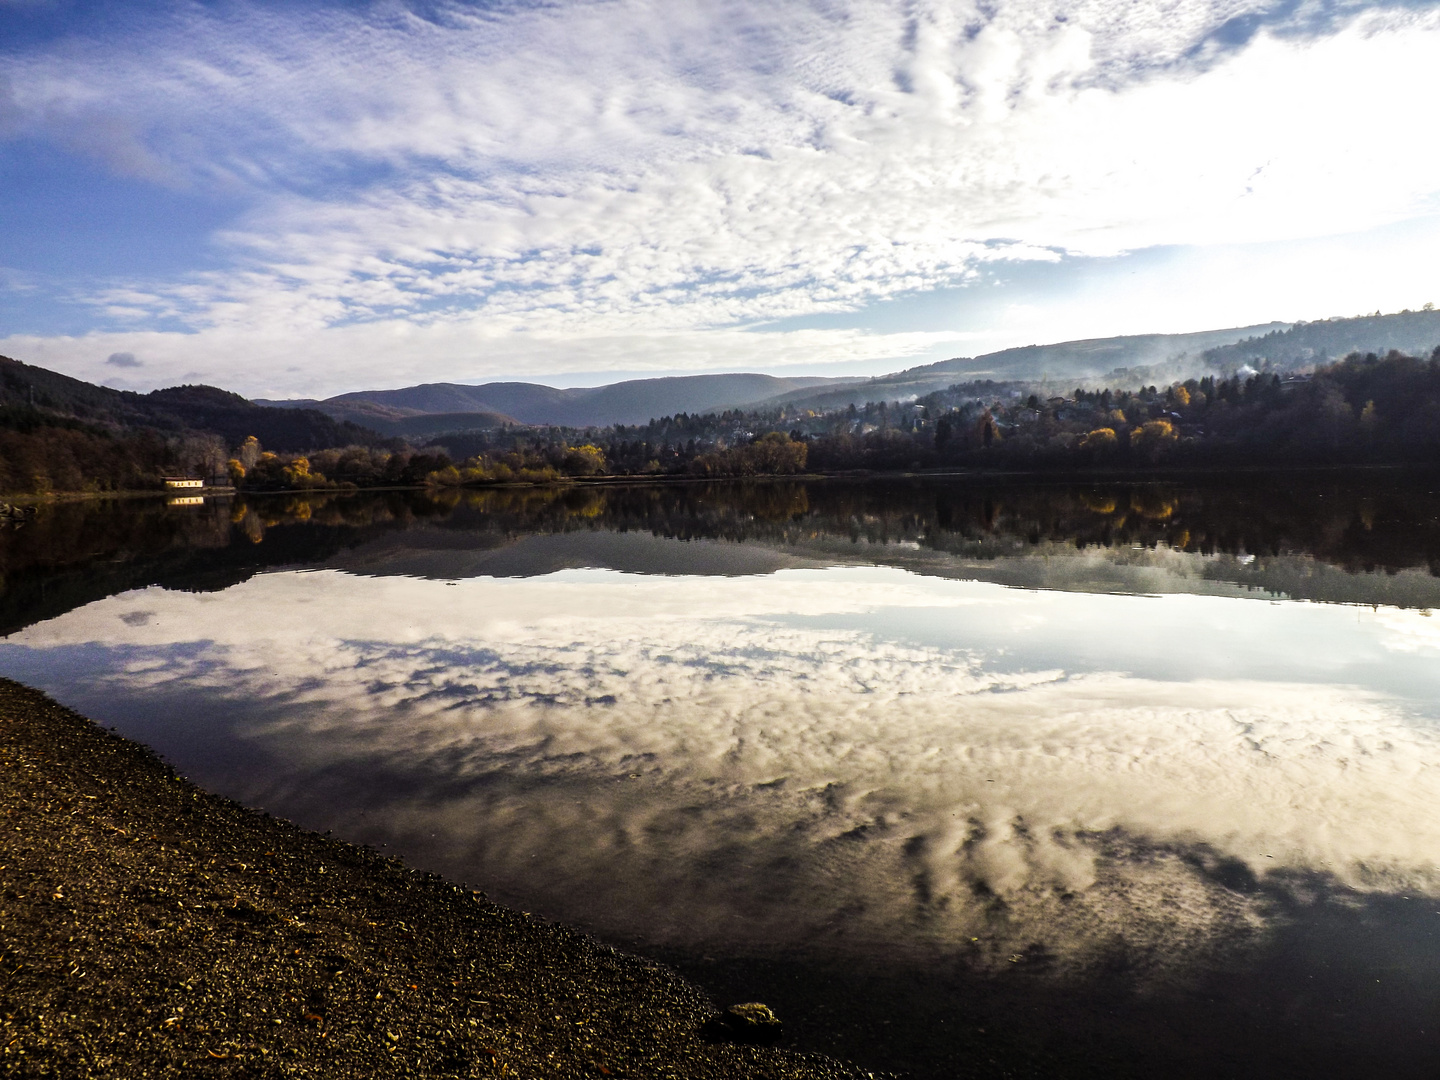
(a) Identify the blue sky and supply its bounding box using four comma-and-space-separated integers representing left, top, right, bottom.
2, 0, 1439, 397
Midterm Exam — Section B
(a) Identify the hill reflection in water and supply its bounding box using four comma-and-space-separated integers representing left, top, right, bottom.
4, 474, 1440, 1077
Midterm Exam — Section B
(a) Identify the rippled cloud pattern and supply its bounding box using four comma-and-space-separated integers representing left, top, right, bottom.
7, 566, 1440, 974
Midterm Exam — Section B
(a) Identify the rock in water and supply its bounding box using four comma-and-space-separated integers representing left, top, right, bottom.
723, 1002, 782, 1043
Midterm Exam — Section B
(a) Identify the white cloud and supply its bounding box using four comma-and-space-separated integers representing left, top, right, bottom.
9, 566, 1440, 972
4, 1, 1440, 391
1375, 608, 1440, 653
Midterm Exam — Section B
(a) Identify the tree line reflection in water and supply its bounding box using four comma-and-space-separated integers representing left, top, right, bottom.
3, 470, 1440, 635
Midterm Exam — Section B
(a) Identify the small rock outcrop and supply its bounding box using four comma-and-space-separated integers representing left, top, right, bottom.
719, 1002, 783, 1043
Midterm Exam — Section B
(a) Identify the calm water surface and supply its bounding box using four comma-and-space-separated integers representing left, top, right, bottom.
8, 476, 1440, 1077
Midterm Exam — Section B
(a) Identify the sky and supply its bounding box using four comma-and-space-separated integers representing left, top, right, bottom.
2, 0, 1439, 398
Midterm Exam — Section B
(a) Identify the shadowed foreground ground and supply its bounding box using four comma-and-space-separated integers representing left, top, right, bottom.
0, 680, 875, 1079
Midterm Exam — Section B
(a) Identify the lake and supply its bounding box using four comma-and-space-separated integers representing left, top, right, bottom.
7, 474, 1440, 1077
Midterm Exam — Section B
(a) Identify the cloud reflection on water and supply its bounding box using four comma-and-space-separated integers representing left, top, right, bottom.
7, 566, 1440, 979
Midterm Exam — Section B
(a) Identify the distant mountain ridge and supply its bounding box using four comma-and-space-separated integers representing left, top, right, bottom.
266, 323, 1303, 428
260, 372, 854, 431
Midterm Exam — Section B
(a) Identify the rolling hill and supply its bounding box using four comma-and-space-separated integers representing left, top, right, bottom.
261, 373, 856, 431
1197, 309, 1440, 372
267, 323, 1306, 430
0, 356, 381, 452
766, 323, 1292, 413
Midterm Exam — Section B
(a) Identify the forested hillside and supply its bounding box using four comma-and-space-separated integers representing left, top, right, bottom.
1198, 309, 1440, 373
399, 349, 1440, 484
0, 355, 384, 494
0, 357, 378, 450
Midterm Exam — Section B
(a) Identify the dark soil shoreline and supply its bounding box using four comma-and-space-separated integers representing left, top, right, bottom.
0, 680, 873, 1079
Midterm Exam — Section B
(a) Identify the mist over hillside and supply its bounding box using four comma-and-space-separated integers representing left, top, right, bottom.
768, 323, 1300, 414
1199, 309, 1440, 373
255, 313, 1440, 433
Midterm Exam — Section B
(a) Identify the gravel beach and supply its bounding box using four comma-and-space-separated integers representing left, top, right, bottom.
0, 679, 876, 1079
